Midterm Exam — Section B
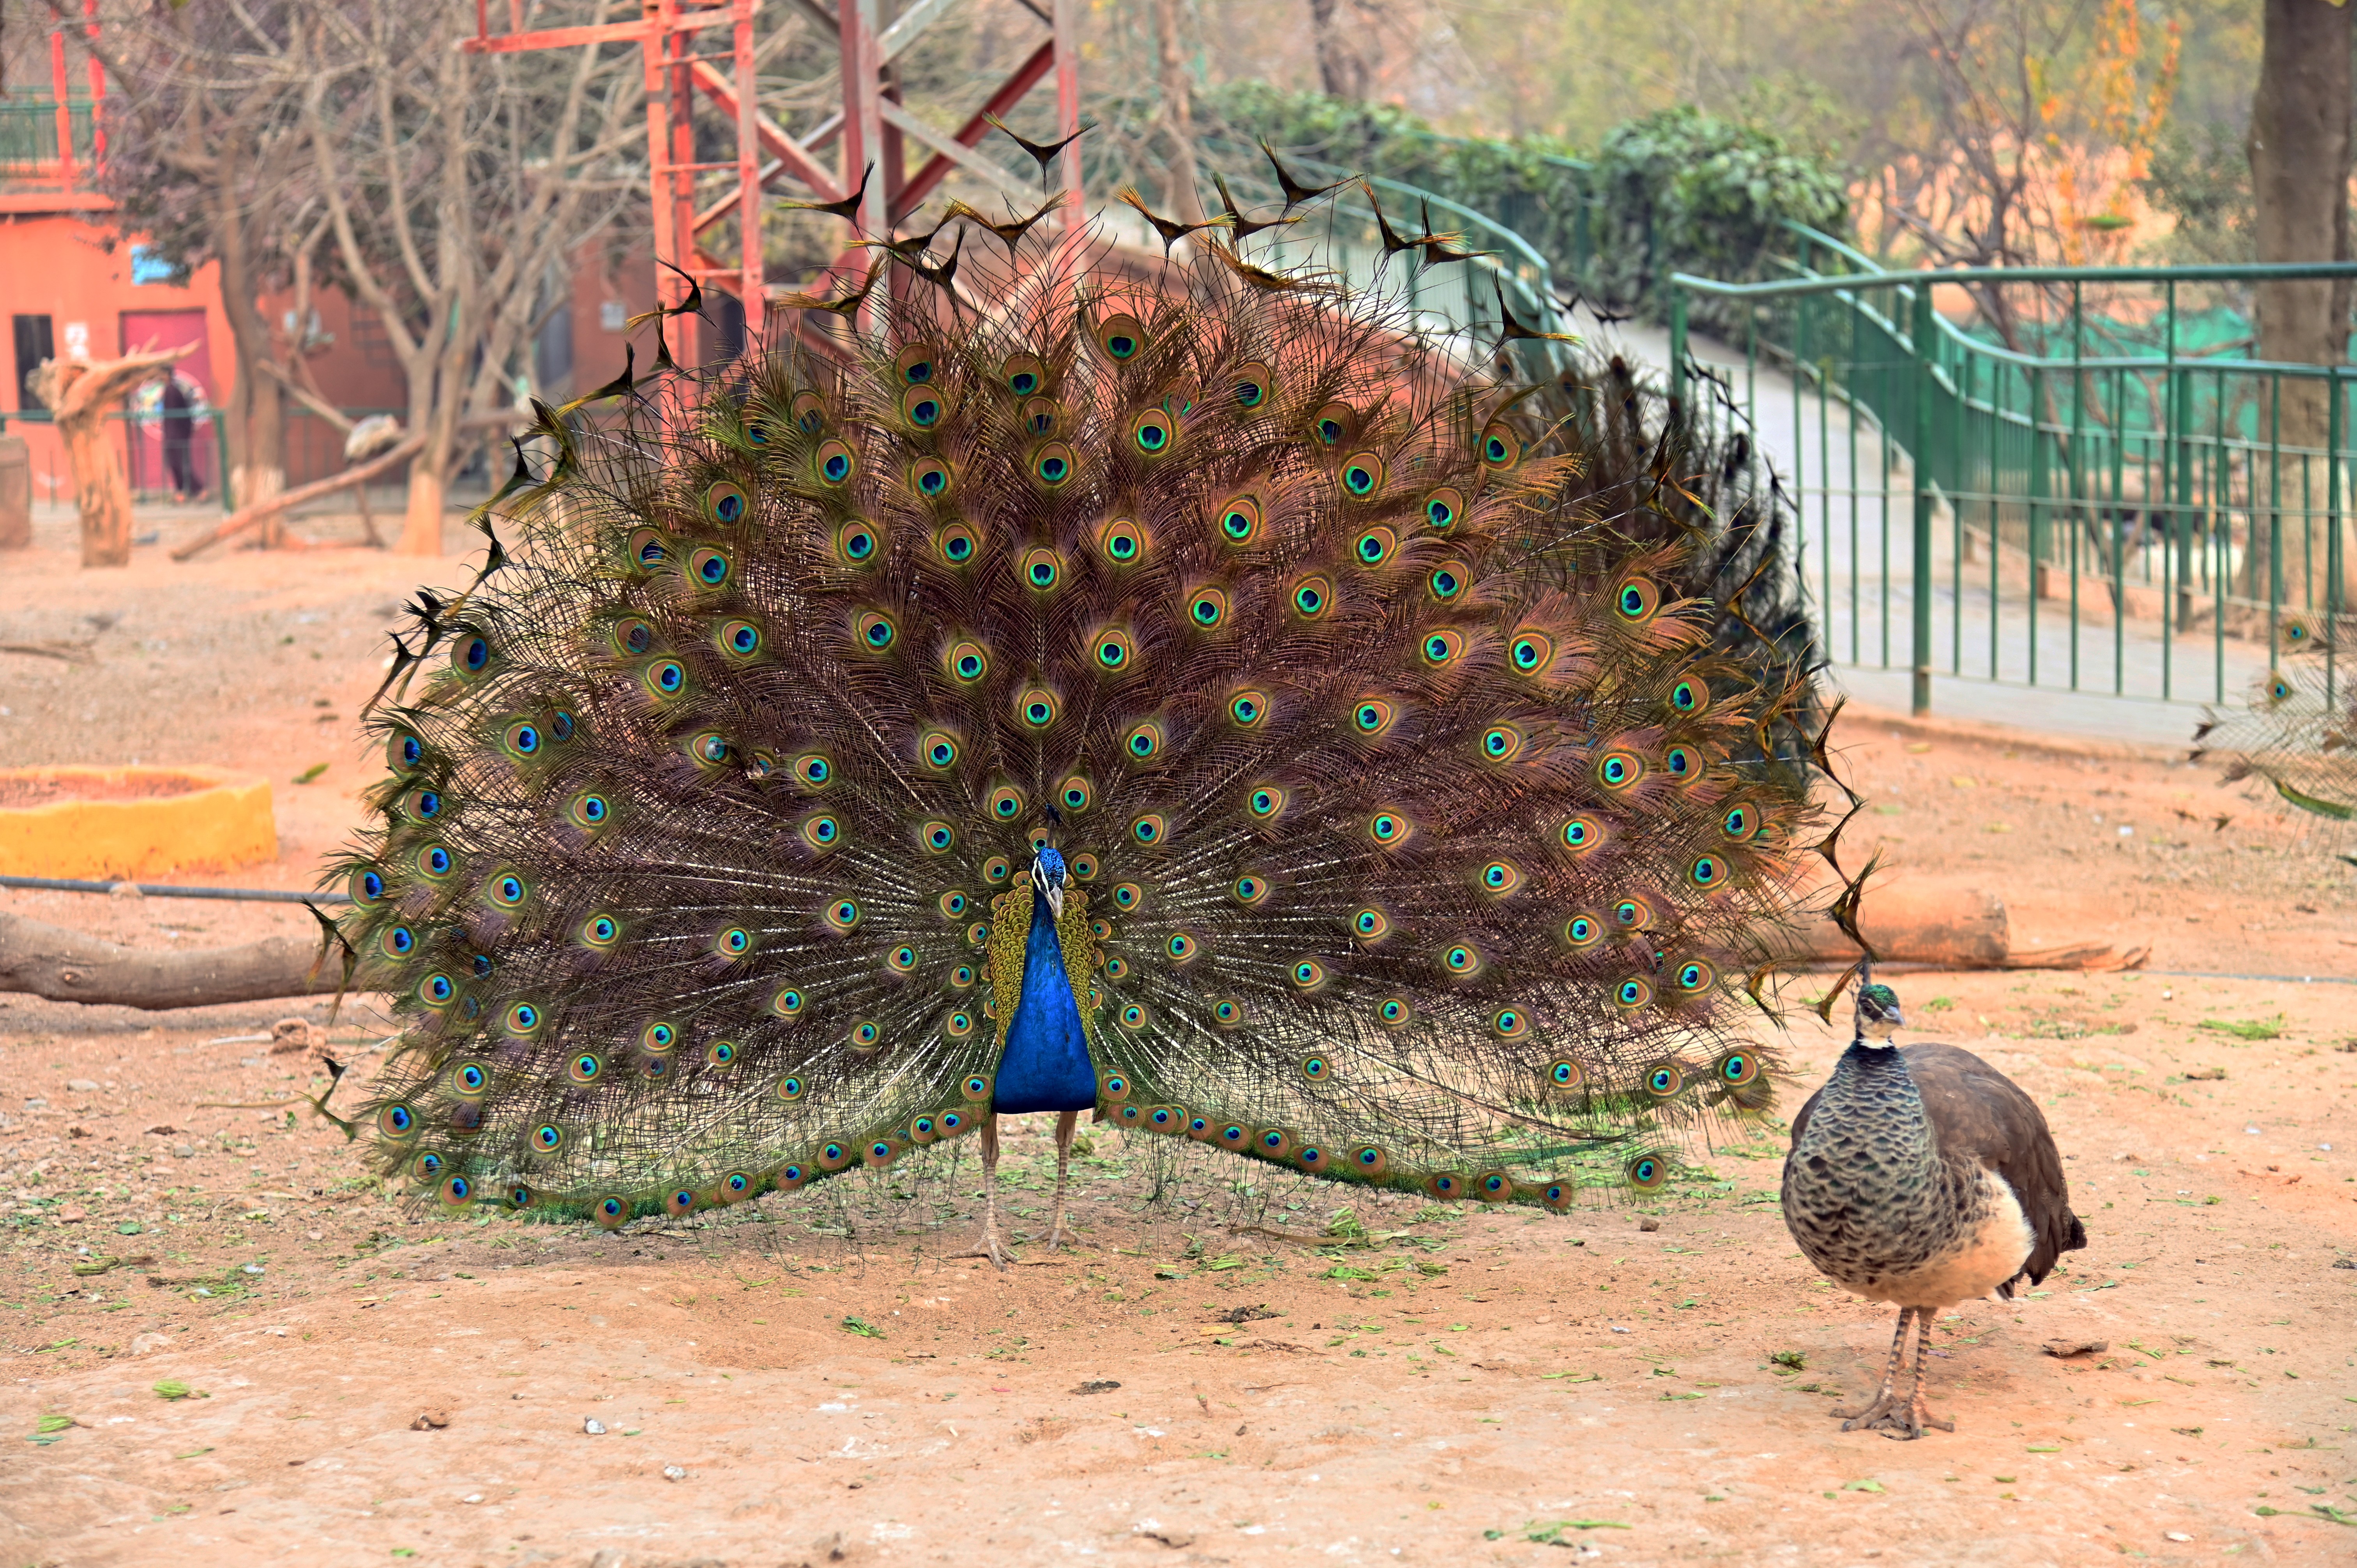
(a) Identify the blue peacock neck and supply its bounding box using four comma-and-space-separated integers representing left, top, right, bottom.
989, 885, 1099, 1115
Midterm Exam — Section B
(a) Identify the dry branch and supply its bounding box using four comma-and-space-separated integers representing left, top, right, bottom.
0, 910, 337, 1010
170, 432, 426, 560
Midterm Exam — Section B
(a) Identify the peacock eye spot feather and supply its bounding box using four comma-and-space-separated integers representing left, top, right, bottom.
1059, 777, 1092, 812
1022, 546, 1064, 590
1367, 810, 1411, 846
936, 521, 979, 564
826, 897, 862, 930
1479, 860, 1521, 895
1016, 688, 1060, 729
940, 890, 970, 918
1233, 874, 1265, 904
1217, 497, 1262, 545
1687, 854, 1723, 889
815, 439, 856, 485
1032, 443, 1076, 487
1125, 720, 1164, 760
1165, 932, 1199, 962
1092, 629, 1135, 671
1443, 943, 1479, 975
1615, 978, 1657, 1013
1480, 724, 1522, 761
1564, 914, 1602, 948
1070, 853, 1098, 881
689, 547, 731, 587
421, 973, 455, 1004
533, 1123, 564, 1152
774, 989, 807, 1021
1548, 1059, 1584, 1089
1229, 689, 1268, 727
378, 1104, 417, 1139
775, 1075, 806, 1100
381, 925, 416, 958
1355, 526, 1397, 566
1352, 907, 1389, 939
1292, 576, 1331, 617
1616, 578, 1660, 621
855, 610, 899, 652
1131, 813, 1166, 845
951, 964, 976, 989
568, 1051, 603, 1084
1300, 1055, 1328, 1081
1112, 882, 1141, 910
1428, 565, 1465, 601
703, 481, 747, 524
1339, 450, 1385, 497
990, 784, 1027, 819
922, 732, 960, 771
1596, 750, 1643, 791
1232, 361, 1272, 407
708, 1040, 739, 1068
1717, 1050, 1761, 1087
983, 855, 1012, 884
1664, 745, 1701, 781
1131, 410, 1173, 454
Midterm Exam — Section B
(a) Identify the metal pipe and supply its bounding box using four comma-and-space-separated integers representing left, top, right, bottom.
0, 876, 350, 904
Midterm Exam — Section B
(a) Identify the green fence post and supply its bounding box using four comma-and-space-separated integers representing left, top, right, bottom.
1668, 287, 1687, 411
1910, 284, 1935, 716
214, 411, 234, 512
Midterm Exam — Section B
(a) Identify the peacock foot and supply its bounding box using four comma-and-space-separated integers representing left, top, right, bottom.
953, 1222, 1017, 1271
1832, 1386, 1951, 1440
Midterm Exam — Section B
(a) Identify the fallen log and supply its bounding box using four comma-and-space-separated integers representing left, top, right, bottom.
1782, 881, 2147, 971
169, 432, 426, 561
0, 909, 338, 1009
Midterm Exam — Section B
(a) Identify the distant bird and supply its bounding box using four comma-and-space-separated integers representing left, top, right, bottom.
1782, 969, 2086, 1439
982, 112, 1094, 189
1260, 141, 1345, 214
1115, 185, 1229, 258
781, 164, 875, 231
1212, 173, 1297, 245
2191, 615, 2355, 833
343, 413, 408, 464
944, 193, 1068, 261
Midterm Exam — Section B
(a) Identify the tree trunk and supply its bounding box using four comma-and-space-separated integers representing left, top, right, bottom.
209, 118, 289, 533
0, 909, 337, 1009
1307, 0, 1366, 102
2249, 0, 2353, 609
27, 348, 193, 569
1152, 0, 1206, 227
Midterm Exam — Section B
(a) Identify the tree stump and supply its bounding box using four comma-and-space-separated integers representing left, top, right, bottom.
27, 346, 196, 569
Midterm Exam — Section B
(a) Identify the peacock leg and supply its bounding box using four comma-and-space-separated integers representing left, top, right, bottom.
1902, 1309, 1956, 1435
1040, 1109, 1088, 1252
952, 1114, 1016, 1271
1833, 1306, 1927, 1437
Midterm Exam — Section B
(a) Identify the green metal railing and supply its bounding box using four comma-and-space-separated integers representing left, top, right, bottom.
0, 96, 96, 175
1667, 236, 2356, 716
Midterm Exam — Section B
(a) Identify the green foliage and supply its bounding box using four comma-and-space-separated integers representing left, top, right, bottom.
1588, 107, 1849, 319
1199, 87, 1848, 323
2141, 118, 2254, 266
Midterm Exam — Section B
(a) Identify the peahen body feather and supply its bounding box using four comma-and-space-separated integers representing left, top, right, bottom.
2191, 613, 2356, 835
332, 213, 1828, 1243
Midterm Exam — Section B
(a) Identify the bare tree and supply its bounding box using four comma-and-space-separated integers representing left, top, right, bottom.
298, 2, 645, 556
1152, 0, 1205, 225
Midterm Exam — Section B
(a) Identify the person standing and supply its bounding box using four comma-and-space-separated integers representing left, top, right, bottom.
160, 371, 203, 502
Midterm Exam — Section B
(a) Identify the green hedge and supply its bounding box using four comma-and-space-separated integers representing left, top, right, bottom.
1198, 87, 1848, 322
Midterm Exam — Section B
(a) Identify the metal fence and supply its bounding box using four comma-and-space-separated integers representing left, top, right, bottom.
0, 96, 96, 175
1668, 231, 2356, 717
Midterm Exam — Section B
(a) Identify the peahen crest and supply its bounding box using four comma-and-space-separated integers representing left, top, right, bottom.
332, 217, 1827, 1231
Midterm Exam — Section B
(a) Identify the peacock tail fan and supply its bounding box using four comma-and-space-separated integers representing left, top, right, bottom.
334, 222, 1830, 1231
2191, 611, 2357, 839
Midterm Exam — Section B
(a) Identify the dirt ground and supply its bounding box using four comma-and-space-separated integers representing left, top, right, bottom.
3, 512, 2355, 1566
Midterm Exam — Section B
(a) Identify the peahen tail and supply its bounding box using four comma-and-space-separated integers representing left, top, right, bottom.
332, 223, 1828, 1231
2192, 612, 2357, 830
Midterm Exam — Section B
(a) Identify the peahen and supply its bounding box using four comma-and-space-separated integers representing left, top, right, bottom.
330, 175, 1829, 1266
2191, 614, 2355, 850
1782, 968, 2085, 1439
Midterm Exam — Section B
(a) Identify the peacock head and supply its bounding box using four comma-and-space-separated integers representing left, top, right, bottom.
1032, 842, 1070, 920
1856, 982, 1903, 1045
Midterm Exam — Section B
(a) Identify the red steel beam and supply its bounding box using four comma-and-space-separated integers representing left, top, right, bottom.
686, 58, 842, 205
890, 37, 1053, 223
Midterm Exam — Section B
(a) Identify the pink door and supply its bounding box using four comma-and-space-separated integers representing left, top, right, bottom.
119, 309, 214, 500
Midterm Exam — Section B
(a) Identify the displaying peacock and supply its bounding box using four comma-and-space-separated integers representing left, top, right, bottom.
329, 164, 1830, 1266
2191, 614, 2355, 849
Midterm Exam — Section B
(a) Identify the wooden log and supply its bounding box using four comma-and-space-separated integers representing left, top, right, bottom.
0, 909, 339, 1009
170, 432, 426, 560
28, 346, 195, 568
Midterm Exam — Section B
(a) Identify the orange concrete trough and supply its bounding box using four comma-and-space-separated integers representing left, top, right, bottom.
0, 765, 276, 880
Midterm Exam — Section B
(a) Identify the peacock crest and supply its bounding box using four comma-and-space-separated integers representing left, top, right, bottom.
330, 204, 1827, 1233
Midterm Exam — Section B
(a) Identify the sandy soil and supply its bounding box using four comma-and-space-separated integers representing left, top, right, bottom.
3, 517, 2355, 1566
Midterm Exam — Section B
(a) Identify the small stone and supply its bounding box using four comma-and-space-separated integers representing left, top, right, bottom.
1636, 1217, 1660, 1233
2164, 1533, 2192, 1543
67, 1079, 99, 1093
128, 1332, 170, 1356
306, 1230, 323, 1242
461, 1494, 484, 1504
411, 1409, 449, 1430
174, 1145, 195, 1159
2042, 1338, 2108, 1358
663, 1465, 687, 1481
109, 881, 143, 900
583, 1418, 606, 1435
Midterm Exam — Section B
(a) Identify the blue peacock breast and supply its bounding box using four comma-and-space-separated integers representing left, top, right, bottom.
990, 888, 1098, 1114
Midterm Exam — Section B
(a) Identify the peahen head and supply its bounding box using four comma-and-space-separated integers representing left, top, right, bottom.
1856, 982, 1903, 1046
1031, 842, 1069, 920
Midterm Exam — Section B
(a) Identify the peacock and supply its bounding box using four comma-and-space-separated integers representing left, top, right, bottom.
1781, 967, 2085, 1439
2191, 613, 2355, 852
327, 158, 1831, 1266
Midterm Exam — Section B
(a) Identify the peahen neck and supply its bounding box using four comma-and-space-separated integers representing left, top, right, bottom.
989, 887, 1098, 1116
1795, 1042, 1938, 1181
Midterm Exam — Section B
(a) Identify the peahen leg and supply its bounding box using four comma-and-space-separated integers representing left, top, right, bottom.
1833, 1306, 1928, 1437
1901, 1310, 1957, 1436
952, 1114, 1016, 1271
1041, 1109, 1088, 1252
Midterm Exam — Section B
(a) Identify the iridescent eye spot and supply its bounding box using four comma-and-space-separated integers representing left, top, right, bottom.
1352, 906, 1389, 941
774, 1074, 806, 1100
1595, 750, 1643, 790
1248, 786, 1286, 820
1233, 874, 1266, 905
773, 988, 806, 1020
920, 731, 959, 771
1099, 518, 1146, 564
1548, 1058, 1583, 1089
1480, 724, 1521, 761
1428, 564, 1465, 601
1664, 744, 1700, 782
532, 1123, 564, 1152
1291, 575, 1332, 617
1615, 577, 1659, 621
1092, 628, 1136, 672
1312, 402, 1351, 446
939, 890, 970, 920
643, 1021, 677, 1052
794, 752, 833, 790
1104, 955, 1130, 980
989, 784, 1026, 820
1367, 810, 1410, 846
983, 856, 1012, 883
1669, 677, 1709, 714
815, 439, 855, 485
855, 609, 898, 652
1419, 629, 1464, 667
1218, 496, 1262, 545
1509, 632, 1553, 674
629, 530, 668, 569
1560, 815, 1602, 855
1229, 689, 1268, 727
1187, 587, 1230, 629
389, 731, 424, 772
502, 721, 541, 761
1625, 1156, 1670, 1192
940, 638, 989, 686
1058, 776, 1092, 813
1615, 978, 1656, 1013
420, 972, 456, 1005
1233, 361, 1271, 407
1212, 998, 1244, 1026
643, 658, 687, 699
1353, 1144, 1388, 1176
720, 620, 762, 659
1564, 913, 1602, 948
686, 731, 731, 768
903, 389, 943, 428
1423, 487, 1463, 530
352, 868, 389, 905
1353, 697, 1396, 736
714, 924, 754, 957
380, 924, 416, 959
1032, 442, 1076, 487
910, 457, 953, 498
1481, 423, 1520, 468
1119, 1003, 1147, 1029
456, 632, 493, 675
1354, 526, 1397, 566
1125, 720, 1164, 761
689, 546, 731, 587
791, 390, 828, 433
1016, 687, 1060, 729
406, 788, 443, 821
851, 1021, 882, 1050
950, 964, 976, 988
1291, 958, 1327, 991
1613, 896, 1653, 930
1443, 943, 1480, 975
1131, 409, 1173, 455
961, 1073, 992, 1102
580, 913, 620, 948
413, 1151, 445, 1182
936, 521, 979, 565
1112, 881, 1141, 910
707, 1040, 739, 1068
1644, 1062, 1683, 1096
1165, 932, 1199, 962
1687, 854, 1723, 889
1717, 1050, 1761, 1087
1069, 853, 1098, 881
1339, 450, 1384, 497
1004, 354, 1047, 396
418, 844, 454, 879
1131, 813, 1166, 846
1479, 860, 1521, 895
568, 1051, 603, 1084
1022, 546, 1062, 591
1675, 959, 1715, 992
945, 1010, 975, 1038
1096, 313, 1145, 361
1300, 1055, 1329, 1082
825, 897, 861, 931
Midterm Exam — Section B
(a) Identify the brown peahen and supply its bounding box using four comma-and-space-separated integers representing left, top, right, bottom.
1782, 968, 2086, 1438
328, 155, 1832, 1266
